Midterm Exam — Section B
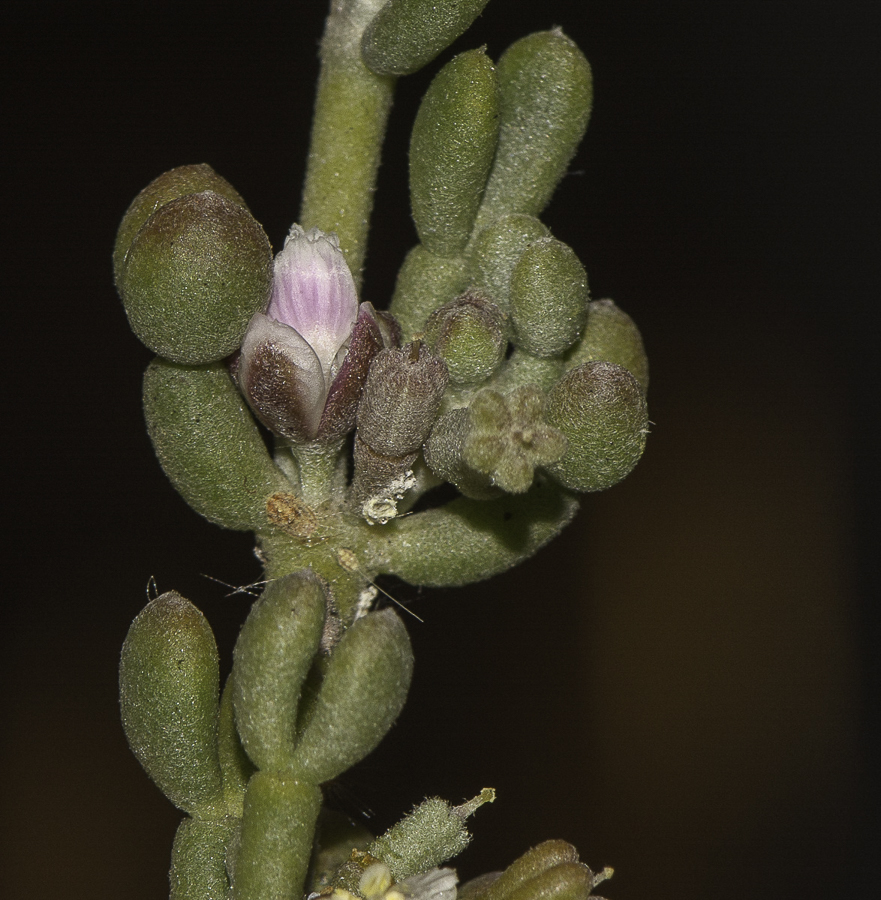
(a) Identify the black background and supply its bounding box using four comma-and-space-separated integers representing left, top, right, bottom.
4, 2, 879, 898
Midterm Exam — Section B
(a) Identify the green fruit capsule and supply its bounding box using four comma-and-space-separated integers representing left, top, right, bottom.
114, 163, 248, 286
143, 359, 290, 531
410, 49, 499, 257
231, 572, 327, 773
424, 291, 507, 385
119, 592, 224, 816
544, 361, 649, 492
510, 238, 589, 358
119, 190, 273, 364
477, 30, 592, 225
368, 790, 494, 881
362, 0, 492, 76
503, 862, 595, 900
478, 841, 579, 900
289, 609, 413, 785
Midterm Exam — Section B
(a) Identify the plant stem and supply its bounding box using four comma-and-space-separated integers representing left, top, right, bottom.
300, 0, 396, 288
290, 439, 348, 507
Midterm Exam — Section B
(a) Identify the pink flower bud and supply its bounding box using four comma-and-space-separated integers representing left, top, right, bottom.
238, 225, 392, 444
267, 226, 359, 380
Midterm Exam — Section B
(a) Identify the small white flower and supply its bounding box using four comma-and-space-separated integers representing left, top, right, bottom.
398, 868, 458, 900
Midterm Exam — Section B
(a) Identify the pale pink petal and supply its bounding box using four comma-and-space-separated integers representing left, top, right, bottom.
267, 225, 359, 378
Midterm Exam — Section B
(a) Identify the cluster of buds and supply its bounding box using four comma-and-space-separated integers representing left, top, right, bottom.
115, 27, 649, 621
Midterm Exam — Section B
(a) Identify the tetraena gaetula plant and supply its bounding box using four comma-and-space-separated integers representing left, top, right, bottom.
115, 2, 648, 899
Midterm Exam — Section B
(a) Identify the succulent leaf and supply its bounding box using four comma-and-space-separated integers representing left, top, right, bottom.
119, 592, 224, 816
362, 0, 492, 76
410, 49, 499, 256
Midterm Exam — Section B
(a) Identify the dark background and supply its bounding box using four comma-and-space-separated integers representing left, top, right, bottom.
4, 1, 879, 898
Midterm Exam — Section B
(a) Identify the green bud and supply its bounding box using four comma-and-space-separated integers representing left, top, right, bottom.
476, 841, 579, 900
232, 772, 322, 900
381, 481, 579, 587
170, 817, 238, 900
356, 343, 449, 457
231, 572, 327, 773
424, 291, 507, 384
477, 30, 592, 224
544, 361, 648, 492
410, 49, 499, 257
114, 163, 248, 287
119, 592, 224, 815
119, 191, 273, 364
510, 238, 589, 357
564, 298, 649, 392
289, 609, 413, 785
470, 214, 550, 312
389, 245, 471, 339
362, 0, 492, 76
368, 790, 494, 880
143, 359, 290, 531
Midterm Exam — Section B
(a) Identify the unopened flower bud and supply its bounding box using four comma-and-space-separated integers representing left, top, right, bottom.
544, 361, 648, 492
424, 291, 507, 384
356, 343, 449, 457
509, 238, 589, 357
237, 226, 385, 443
118, 190, 273, 364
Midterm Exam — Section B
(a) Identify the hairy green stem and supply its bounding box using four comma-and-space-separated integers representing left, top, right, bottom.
300, 0, 396, 286
289, 439, 348, 507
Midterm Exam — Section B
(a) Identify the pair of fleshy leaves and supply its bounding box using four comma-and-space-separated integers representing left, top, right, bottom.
237, 226, 399, 443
